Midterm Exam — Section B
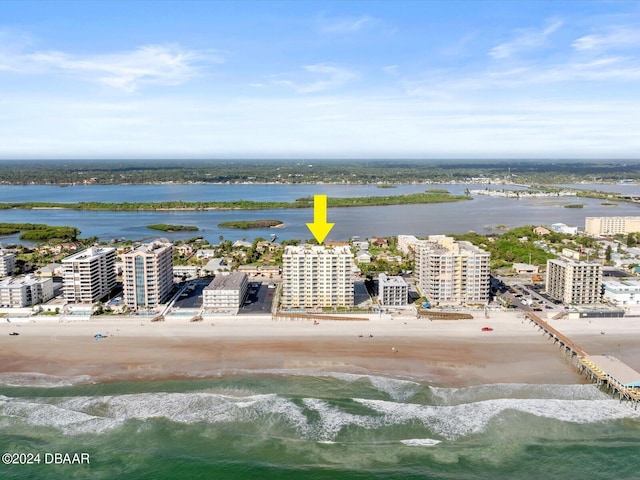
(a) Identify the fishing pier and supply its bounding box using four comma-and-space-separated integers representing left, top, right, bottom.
525, 312, 640, 408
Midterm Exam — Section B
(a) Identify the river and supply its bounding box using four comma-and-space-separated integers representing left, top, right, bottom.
0, 183, 638, 244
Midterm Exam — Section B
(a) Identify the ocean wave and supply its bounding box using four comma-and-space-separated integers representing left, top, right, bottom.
0, 372, 93, 388
2, 385, 639, 441
354, 397, 640, 440
429, 383, 609, 405
400, 438, 441, 447
325, 372, 420, 401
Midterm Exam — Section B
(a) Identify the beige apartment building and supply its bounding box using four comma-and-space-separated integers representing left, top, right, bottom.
62, 246, 116, 303
545, 258, 602, 305
281, 245, 354, 309
123, 240, 174, 310
415, 235, 490, 306
585, 216, 640, 236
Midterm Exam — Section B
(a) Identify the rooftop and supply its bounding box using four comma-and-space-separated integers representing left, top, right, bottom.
205, 272, 247, 291
587, 355, 640, 387
0, 274, 49, 288
62, 246, 115, 263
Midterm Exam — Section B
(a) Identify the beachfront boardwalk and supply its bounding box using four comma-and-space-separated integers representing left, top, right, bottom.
525, 312, 640, 408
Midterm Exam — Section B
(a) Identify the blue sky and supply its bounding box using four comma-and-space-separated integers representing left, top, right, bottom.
1, 0, 640, 159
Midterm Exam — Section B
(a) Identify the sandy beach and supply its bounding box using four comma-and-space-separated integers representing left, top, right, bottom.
1, 311, 639, 387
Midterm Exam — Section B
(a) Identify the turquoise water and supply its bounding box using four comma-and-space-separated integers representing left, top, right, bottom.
1, 373, 639, 479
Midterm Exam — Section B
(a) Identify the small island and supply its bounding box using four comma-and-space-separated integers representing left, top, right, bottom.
564, 203, 584, 208
0, 222, 79, 241
218, 220, 284, 229
147, 224, 199, 232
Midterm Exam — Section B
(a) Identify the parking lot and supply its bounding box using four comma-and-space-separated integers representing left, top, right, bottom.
238, 281, 276, 315
172, 278, 212, 310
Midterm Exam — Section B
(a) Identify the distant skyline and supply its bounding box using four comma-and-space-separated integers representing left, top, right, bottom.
1, 0, 640, 160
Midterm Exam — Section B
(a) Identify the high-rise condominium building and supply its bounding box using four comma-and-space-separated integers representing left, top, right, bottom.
546, 259, 602, 305
62, 247, 116, 303
0, 250, 16, 277
281, 245, 354, 309
585, 217, 640, 236
415, 235, 490, 306
123, 240, 174, 310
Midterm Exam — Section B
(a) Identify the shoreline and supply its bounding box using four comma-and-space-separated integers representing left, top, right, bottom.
2, 313, 638, 388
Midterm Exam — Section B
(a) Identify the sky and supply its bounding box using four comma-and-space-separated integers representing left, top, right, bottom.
1, 0, 640, 160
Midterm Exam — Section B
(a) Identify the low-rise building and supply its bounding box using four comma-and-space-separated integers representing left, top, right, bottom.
551, 223, 579, 235
237, 265, 281, 278
378, 273, 409, 306
203, 272, 249, 311
355, 250, 372, 264
603, 279, 640, 306
512, 263, 539, 274
0, 274, 54, 307
173, 265, 199, 280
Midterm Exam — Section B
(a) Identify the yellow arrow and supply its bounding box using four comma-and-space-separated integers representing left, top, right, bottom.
306, 194, 334, 244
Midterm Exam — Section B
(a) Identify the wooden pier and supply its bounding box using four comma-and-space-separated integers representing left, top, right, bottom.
525, 312, 640, 408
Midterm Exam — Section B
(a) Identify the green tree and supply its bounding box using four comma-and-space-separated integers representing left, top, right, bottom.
605, 245, 613, 262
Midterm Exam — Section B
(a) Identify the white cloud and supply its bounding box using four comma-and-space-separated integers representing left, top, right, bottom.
317, 14, 378, 35
489, 18, 563, 59
273, 63, 357, 93
0, 43, 222, 92
573, 25, 640, 51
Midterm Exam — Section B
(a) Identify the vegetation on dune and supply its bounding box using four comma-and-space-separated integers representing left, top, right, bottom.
218, 220, 284, 229
147, 224, 199, 232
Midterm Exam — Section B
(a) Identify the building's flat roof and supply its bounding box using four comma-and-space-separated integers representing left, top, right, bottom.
62, 246, 115, 263
125, 241, 172, 256
379, 273, 408, 286
0, 274, 50, 288
205, 272, 247, 291
587, 355, 640, 387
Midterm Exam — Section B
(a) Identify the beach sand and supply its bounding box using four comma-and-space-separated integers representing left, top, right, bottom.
1, 311, 639, 387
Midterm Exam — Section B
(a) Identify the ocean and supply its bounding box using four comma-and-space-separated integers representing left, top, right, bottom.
1, 372, 639, 479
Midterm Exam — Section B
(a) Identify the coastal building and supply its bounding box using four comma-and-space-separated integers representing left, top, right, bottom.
603, 279, 640, 306
534, 226, 551, 235
0, 274, 54, 307
397, 235, 420, 255
355, 250, 372, 264
415, 235, 490, 306
123, 240, 174, 310
281, 245, 354, 309
62, 246, 116, 304
512, 263, 539, 274
378, 273, 409, 306
173, 265, 199, 280
551, 223, 579, 235
203, 272, 248, 311
237, 265, 281, 278
545, 258, 603, 305
585, 216, 640, 236
0, 250, 16, 277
